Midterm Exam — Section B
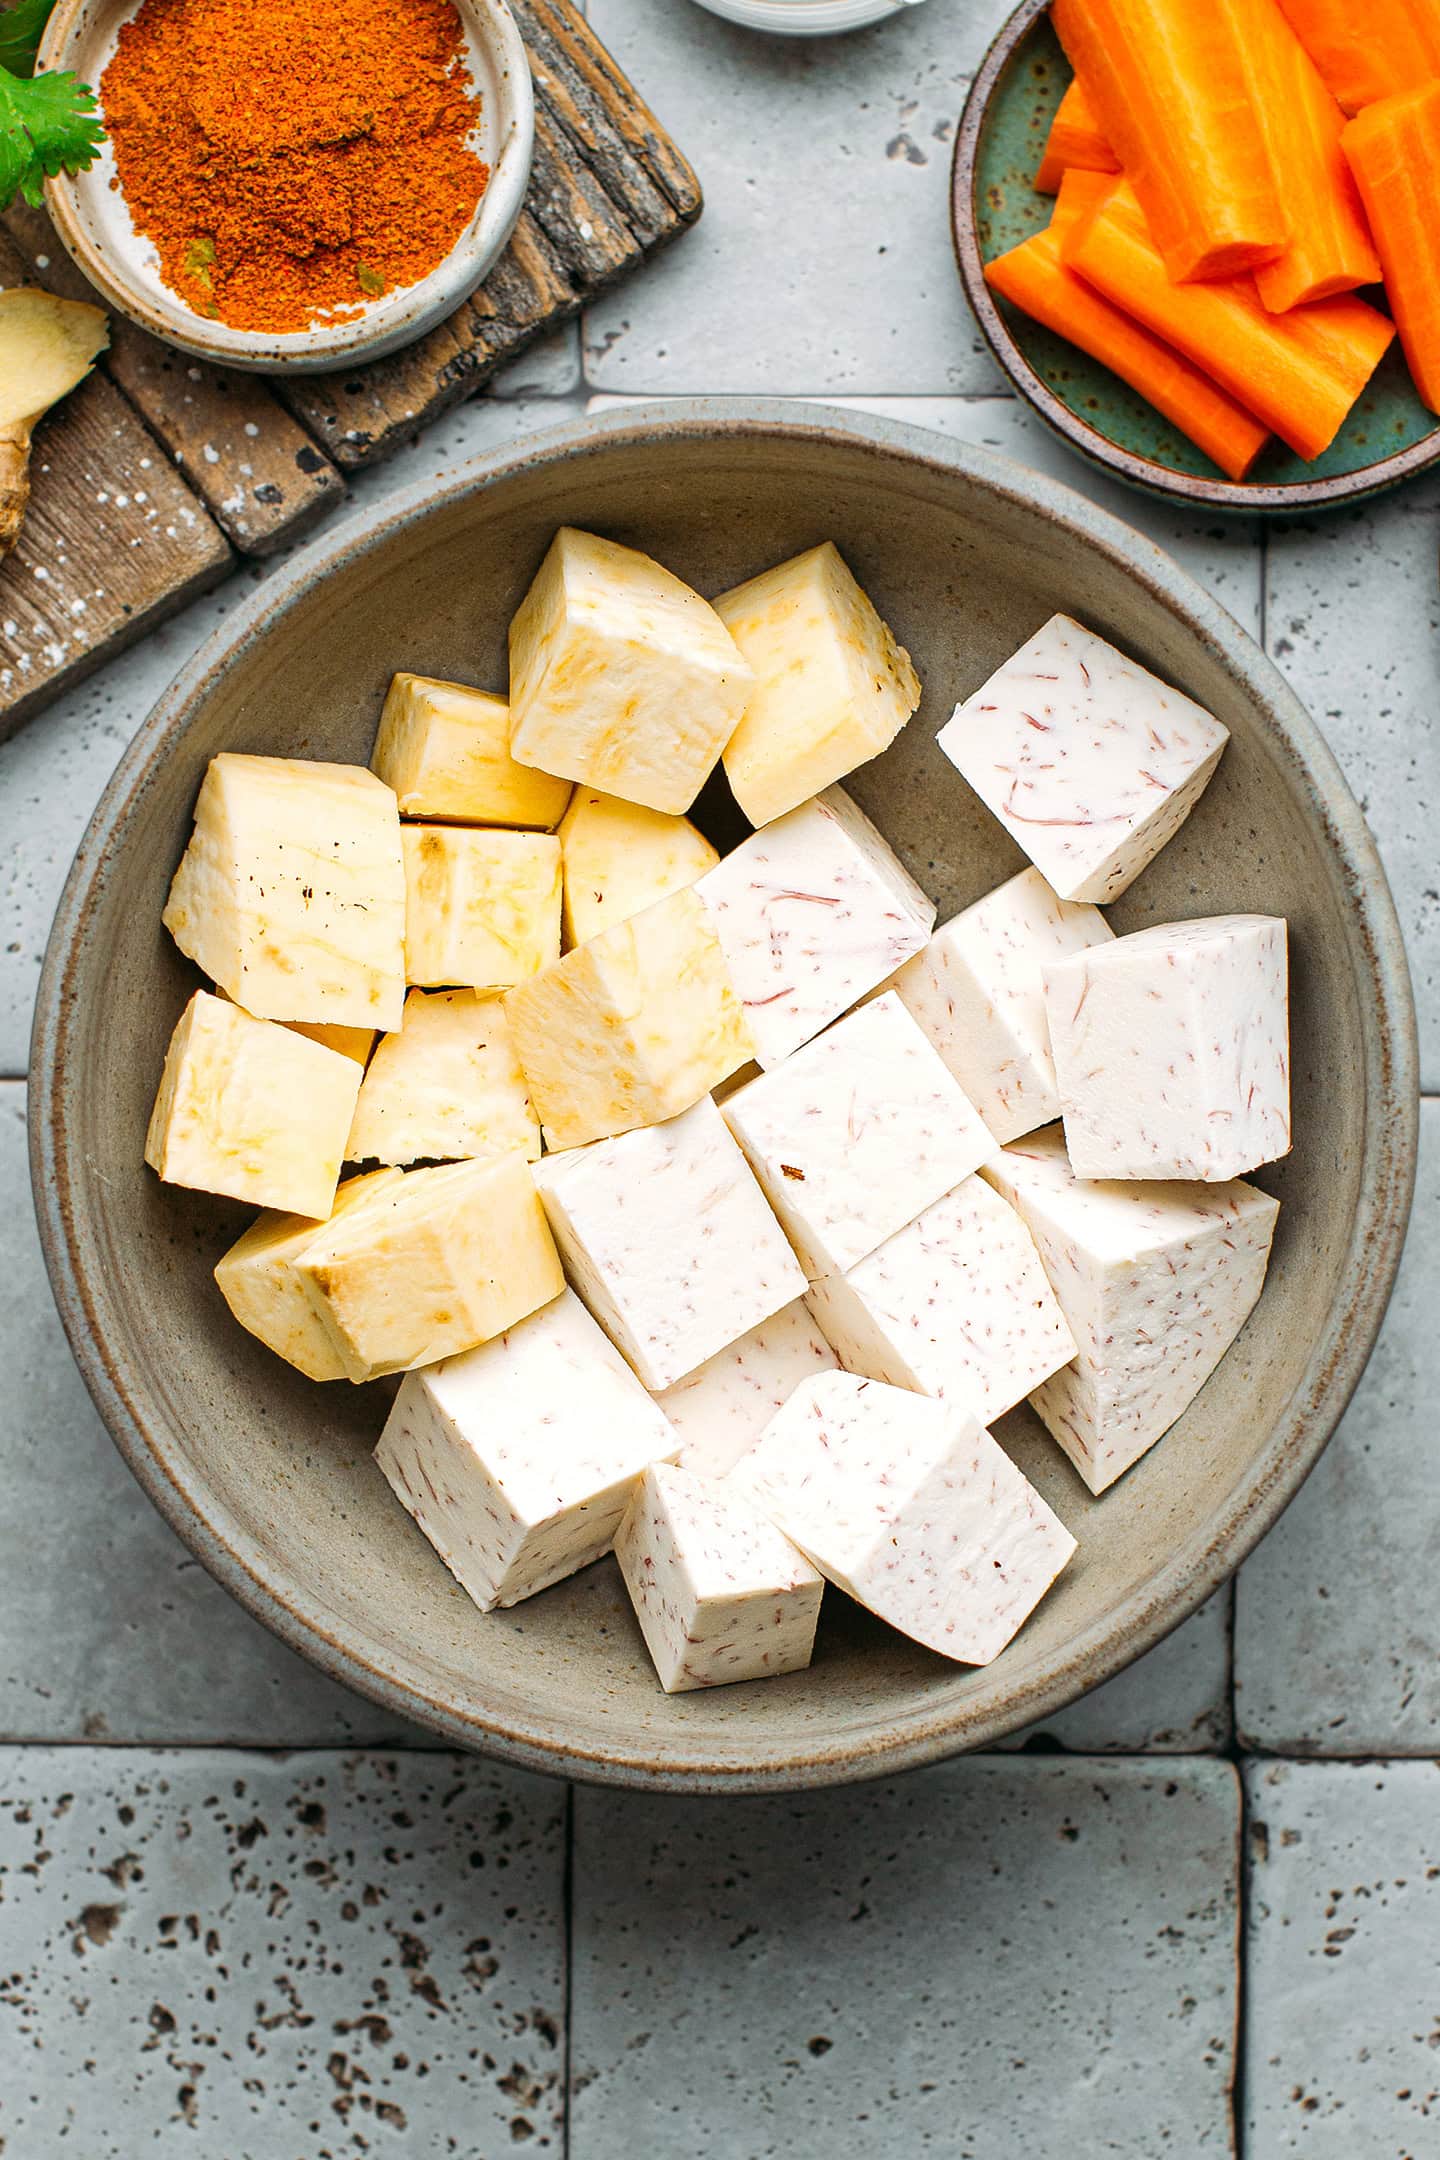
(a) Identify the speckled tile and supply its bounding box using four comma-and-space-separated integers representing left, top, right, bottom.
0, 394, 586, 1076
0, 1747, 567, 2156
1244, 1759, 1440, 2158
1235, 1100, 1439, 1757
585, 391, 1264, 637
571, 1757, 1240, 2157
582, 0, 1004, 395
488, 325, 584, 400
1000, 1588, 1232, 1754
1264, 487, 1440, 1085
0, 1084, 417, 1743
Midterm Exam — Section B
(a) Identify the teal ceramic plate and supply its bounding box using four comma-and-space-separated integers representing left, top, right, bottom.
952, 0, 1440, 511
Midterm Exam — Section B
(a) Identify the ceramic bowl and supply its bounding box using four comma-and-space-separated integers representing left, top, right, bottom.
952, 0, 1440, 511
31, 401, 1417, 1791
37, 0, 534, 373
689, 0, 927, 33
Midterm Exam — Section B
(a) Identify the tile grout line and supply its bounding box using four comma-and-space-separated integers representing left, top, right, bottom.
562, 1779, 575, 2159
572, 359, 1024, 405
1232, 1755, 1252, 2160
4, 1738, 1434, 1763
13, 1088, 1440, 1103
1257, 521, 1268, 656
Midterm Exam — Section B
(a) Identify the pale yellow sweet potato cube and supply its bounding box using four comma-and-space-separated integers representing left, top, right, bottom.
288, 1020, 375, 1065
162, 753, 407, 1029
503, 885, 752, 1150
401, 825, 561, 990
216, 987, 375, 1070
507, 527, 754, 815
144, 990, 362, 1219
558, 786, 719, 946
371, 673, 572, 828
214, 1168, 403, 1380
715, 541, 921, 828
347, 988, 539, 1167
294, 1153, 564, 1381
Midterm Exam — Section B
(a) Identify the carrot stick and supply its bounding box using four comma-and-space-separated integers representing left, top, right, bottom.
1051, 171, 1124, 232
1064, 180, 1395, 460
1238, 0, 1382, 312
1343, 84, 1440, 414
1276, 0, 1440, 116
985, 175, 1270, 481
1034, 76, 1119, 194
1051, 0, 1288, 282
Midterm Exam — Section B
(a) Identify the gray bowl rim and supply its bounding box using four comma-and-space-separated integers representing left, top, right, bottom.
29, 396, 1420, 1791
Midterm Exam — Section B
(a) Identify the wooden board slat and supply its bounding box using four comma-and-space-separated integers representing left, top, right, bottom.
275, 210, 581, 466
278, 0, 701, 468
0, 234, 233, 740
3, 203, 346, 558
518, 0, 702, 238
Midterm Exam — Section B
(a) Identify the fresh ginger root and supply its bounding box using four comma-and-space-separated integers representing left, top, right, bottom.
0, 288, 109, 558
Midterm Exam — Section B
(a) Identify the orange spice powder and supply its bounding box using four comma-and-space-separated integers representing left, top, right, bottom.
100, 0, 491, 334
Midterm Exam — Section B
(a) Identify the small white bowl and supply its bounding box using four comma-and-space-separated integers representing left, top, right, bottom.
38, 0, 534, 373
690, 0, 927, 33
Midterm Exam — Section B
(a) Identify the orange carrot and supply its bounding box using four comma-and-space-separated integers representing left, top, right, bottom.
1343, 84, 1440, 414
1238, 0, 1382, 312
1034, 76, 1119, 194
1052, 0, 1288, 282
985, 175, 1270, 481
1064, 180, 1395, 460
1276, 0, 1440, 116
1051, 170, 1125, 231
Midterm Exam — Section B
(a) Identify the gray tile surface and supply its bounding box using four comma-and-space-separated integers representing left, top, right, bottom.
1003, 1588, 1232, 1754
571, 1756, 1241, 2157
0, 1747, 567, 2155
1235, 1102, 1439, 1757
2, 1083, 416, 1743
1245, 1759, 1439, 2158
1264, 488, 1440, 1089
583, 0, 1002, 395
489, 324, 584, 400
4, 0, 1436, 2139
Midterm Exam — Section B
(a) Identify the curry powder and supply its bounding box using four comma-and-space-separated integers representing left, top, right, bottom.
101, 0, 490, 334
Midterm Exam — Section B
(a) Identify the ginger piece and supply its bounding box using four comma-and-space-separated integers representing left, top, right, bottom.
0, 288, 108, 558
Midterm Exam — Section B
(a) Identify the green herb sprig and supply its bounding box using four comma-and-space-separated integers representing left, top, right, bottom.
0, 0, 105, 212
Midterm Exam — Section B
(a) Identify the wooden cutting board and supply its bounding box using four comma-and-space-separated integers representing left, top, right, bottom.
0, 0, 700, 740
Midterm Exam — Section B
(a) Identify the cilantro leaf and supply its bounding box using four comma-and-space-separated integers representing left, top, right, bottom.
0, 63, 103, 210
0, 0, 58, 79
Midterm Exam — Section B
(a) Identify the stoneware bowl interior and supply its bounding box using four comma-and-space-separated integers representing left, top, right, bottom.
953, 0, 1440, 512
31, 401, 1418, 1792
37, 0, 534, 373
